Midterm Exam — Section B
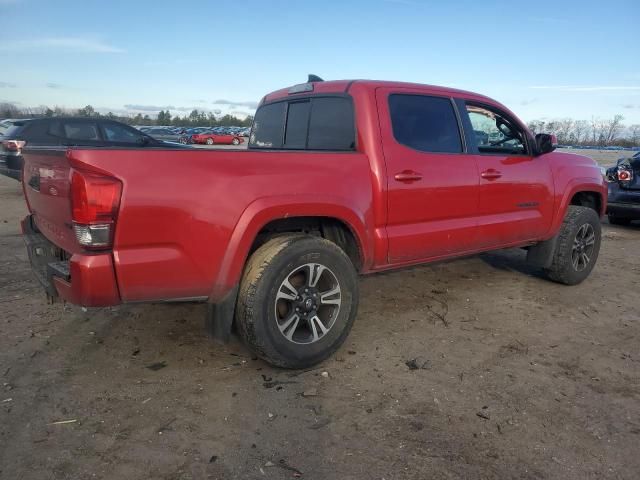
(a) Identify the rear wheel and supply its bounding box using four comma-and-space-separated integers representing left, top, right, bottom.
608, 214, 632, 226
544, 206, 601, 285
206, 138, 214, 145
232, 137, 240, 145
236, 235, 359, 368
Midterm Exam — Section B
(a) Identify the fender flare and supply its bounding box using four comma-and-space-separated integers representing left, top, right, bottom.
549, 177, 606, 236
208, 195, 373, 301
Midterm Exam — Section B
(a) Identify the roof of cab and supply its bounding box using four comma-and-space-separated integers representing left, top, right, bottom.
261, 79, 494, 105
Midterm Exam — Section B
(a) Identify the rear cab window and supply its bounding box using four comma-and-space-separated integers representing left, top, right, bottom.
249, 96, 355, 151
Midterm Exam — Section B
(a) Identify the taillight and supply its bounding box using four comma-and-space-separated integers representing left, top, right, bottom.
2, 140, 26, 152
70, 170, 122, 249
618, 169, 632, 182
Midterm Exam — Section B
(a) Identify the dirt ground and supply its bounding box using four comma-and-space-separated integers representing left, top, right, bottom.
0, 150, 638, 480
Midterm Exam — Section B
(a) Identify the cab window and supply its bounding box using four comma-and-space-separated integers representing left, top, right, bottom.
388, 94, 462, 154
465, 104, 527, 155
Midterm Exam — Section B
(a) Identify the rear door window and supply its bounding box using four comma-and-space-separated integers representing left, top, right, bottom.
388, 94, 462, 153
63, 121, 100, 141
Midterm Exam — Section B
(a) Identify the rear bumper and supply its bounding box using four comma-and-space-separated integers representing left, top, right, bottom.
21, 215, 121, 307
607, 182, 640, 219
607, 202, 640, 219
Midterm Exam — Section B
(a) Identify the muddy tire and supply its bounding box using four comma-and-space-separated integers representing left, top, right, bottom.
236, 235, 358, 369
544, 206, 601, 285
608, 214, 632, 226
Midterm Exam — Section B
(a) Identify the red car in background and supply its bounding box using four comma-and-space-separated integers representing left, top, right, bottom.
191, 132, 244, 146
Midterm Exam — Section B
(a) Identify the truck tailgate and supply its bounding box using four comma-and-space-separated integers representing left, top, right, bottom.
22, 148, 81, 254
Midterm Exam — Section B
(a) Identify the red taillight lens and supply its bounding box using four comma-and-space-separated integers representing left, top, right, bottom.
618, 169, 632, 182
70, 170, 122, 248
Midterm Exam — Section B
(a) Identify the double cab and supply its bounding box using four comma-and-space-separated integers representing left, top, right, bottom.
20, 77, 606, 368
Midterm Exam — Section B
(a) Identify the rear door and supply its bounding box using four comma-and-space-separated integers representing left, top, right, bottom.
457, 100, 554, 247
376, 88, 480, 263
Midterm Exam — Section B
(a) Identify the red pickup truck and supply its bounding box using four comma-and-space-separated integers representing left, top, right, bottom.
21, 78, 606, 368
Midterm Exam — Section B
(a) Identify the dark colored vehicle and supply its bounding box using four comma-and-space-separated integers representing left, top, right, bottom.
20, 78, 606, 368
143, 127, 185, 143
0, 117, 173, 181
606, 155, 640, 225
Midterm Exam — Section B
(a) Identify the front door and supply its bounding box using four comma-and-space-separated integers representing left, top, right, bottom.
376, 88, 480, 263
459, 101, 554, 248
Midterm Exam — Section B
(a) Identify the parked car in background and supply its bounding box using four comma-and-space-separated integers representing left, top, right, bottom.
0, 117, 179, 181
606, 155, 640, 225
191, 131, 244, 145
0, 119, 22, 135
19, 78, 606, 368
143, 127, 185, 143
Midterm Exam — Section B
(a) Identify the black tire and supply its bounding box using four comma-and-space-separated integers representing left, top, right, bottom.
236, 235, 359, 368
232, 137, 240, 145
544, 206, 601, 285
607, 214, 632, 226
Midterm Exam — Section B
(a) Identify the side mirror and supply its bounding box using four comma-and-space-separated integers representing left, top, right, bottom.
535, 133, 557, 155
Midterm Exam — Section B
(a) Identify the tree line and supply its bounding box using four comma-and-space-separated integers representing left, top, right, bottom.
527, 115, 640, 147
0, 103, 254, 128
2, 102, 639, 146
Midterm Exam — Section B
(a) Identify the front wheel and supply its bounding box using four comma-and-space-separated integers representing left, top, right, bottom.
232, 137, 240, 145
236, 235, 359, 368
206, 138, 214, 145
543, 206, 601, 285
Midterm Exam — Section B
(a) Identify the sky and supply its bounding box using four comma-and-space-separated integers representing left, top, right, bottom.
0, 0, 639, 123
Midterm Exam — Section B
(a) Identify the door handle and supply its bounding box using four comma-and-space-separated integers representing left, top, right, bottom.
394, 170, 423, 183
481, 169, 502, 180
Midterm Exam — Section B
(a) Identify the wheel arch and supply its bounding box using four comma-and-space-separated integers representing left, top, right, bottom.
208, 196, 372, 302
551, 178, 606, 236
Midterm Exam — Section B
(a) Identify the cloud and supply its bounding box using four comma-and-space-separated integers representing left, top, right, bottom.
520, 98, 538, 106
0, 37, 124, 53
0, 81, 17, 88
622, 104, 639, 109
530, 85, 640, 92
124, 104, 176, 112
227, 111, 252, 119
212, 99, 258, 109
46, 82, 63, 89
124, 104, 218, 113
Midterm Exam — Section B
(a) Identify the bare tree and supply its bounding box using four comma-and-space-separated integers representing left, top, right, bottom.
603, 115, 625, 146
628, 124, 640, 145
571, 120, 589, 144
